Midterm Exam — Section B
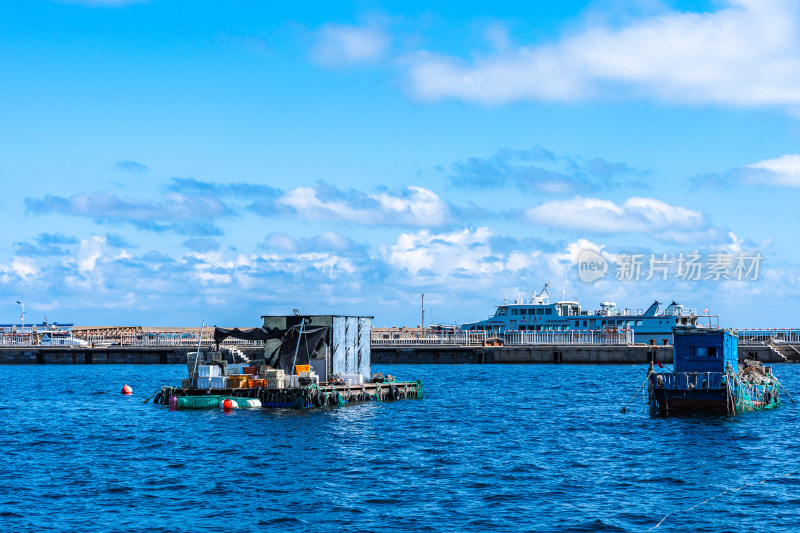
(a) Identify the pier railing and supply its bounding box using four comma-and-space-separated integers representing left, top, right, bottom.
0, 331, 264, 348
371, 328, 634, 346
371, 330, 488, 346
80, 331, 263, 348
736, 329, 800, 345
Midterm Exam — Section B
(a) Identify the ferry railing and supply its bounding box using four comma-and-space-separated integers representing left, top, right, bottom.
503, 328, 634, 345
737, 329, 800, 345
371, 328, 634, 346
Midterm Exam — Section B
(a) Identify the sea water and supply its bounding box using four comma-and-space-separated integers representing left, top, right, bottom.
1, 363, 799, 532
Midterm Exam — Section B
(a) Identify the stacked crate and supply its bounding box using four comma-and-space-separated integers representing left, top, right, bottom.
263, 368, 285, 389
197, 364, 220, 389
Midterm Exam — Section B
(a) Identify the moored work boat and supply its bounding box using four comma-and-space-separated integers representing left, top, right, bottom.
648, 327, 782, 414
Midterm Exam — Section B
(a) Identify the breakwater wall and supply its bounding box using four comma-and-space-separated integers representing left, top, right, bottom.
0, 346, 265, 365
372, 344, 798, 365
0, 344, 794, 365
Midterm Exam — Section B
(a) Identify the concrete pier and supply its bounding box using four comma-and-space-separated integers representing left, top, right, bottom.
0, 344, 794, 365
372, 344, 799, 365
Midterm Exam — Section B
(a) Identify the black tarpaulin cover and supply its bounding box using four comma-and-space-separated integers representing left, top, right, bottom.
213, 326, 283, 344
213, 324, 330, 375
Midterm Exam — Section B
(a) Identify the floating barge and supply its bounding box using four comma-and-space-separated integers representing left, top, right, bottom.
648, 327, 781, 414
151, 314, 423, 410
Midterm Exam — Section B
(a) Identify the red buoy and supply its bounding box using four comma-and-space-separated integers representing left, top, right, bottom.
121, 384, 133, 395
222, 398, 234, 411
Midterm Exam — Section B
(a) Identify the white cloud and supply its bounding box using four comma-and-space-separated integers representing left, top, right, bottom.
741, 154, 800, 186
11, 257, 40, 281
525, 196, 709, 239
312, 22, 390, 67
277, 185, 449, 226
405, 0, 800, 106
380, 227, 494, 276
76, 236, 106, 274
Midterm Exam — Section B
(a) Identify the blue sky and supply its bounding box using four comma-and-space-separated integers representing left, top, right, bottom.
2, 0, 799, 328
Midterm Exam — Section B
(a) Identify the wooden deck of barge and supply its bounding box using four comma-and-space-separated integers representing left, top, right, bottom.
152, 380, 423, 409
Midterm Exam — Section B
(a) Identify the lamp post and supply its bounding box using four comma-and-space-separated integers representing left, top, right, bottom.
16, 301, 24, 333
16, 301, 24, 345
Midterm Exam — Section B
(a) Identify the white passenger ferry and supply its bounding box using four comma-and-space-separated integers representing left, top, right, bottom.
459, 283, 715, 345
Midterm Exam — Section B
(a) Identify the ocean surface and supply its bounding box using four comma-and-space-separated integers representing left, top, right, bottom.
2, 363, 800, 532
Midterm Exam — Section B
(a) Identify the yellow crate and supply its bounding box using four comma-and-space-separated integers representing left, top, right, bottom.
228, 375, 249, 389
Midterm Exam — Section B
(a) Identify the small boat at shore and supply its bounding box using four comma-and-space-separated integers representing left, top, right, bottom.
648, 327, 782, 414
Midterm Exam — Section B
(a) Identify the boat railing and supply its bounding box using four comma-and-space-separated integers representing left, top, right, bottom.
371, 328, 633, 346
503, 328, 634, 345
651, 372, 724, 390
736, 329, 800, 345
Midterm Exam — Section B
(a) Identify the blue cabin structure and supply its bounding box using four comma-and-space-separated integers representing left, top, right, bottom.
648, 327, 780, 414
673, 327, 738, 374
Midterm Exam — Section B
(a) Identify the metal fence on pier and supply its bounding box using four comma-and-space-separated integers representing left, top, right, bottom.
371, 330, 488, 346
0, 331, 264, 348
737, 329, 800, 345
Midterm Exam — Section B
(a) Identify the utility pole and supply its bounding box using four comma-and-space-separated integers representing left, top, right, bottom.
421, 293, 425, 330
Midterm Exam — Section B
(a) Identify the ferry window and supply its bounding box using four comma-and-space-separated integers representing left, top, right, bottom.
511, 309, 518, 316
708, 347, 718, 357
545, 309, 552, 315
582, 320, 587, 327
520, 309, 527, 315
695, 347, 708, 357
497, 308, 507, 316
574, 321, 579, 327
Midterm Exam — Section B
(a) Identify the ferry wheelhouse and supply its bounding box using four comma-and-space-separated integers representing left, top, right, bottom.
459, 284, 714, 345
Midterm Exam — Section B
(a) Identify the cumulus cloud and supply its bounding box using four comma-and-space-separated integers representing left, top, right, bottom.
692, 153, 800, 188
275, 183, 450, 226
14, 233, 79, 257
380, 227, 506, 277
449, 147, 644, 193
311, 22, 391, 67
167, 177, 281, 199
525, 196, 716, 241
405, 0, 800, 106
262, 231, 363, 255
25, 191, 231, 235
737, 154, 800, 186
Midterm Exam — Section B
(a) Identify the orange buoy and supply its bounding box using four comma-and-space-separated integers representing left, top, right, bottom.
222, 398, 234, 411
121, 384, 132, 395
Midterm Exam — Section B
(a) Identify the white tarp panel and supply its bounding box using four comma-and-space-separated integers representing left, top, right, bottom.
331, 316, 371, 379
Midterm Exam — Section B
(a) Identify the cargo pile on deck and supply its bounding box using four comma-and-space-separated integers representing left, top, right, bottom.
150, 314, 423, 410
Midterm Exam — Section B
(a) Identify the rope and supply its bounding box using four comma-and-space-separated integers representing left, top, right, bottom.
647, 470, 797, 531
